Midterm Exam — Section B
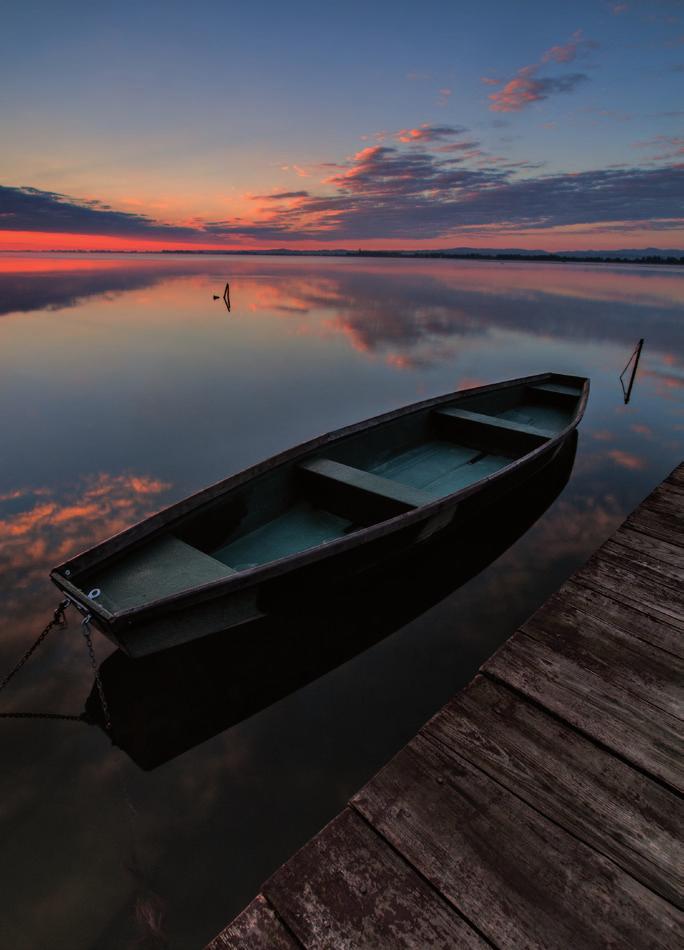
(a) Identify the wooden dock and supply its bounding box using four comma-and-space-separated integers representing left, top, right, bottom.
207, 463, 683, 949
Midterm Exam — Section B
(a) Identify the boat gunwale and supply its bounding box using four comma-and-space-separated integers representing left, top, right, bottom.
51, 372, 589, 628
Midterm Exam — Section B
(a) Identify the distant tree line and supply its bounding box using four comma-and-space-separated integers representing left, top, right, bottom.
35, 248, 684, 265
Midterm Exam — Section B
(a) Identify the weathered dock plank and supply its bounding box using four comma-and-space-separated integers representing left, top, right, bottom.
205, 894, 298, 949
426, 675, 683, 908
602, 535, 684, 587
519, 592, 683, 719
264, 808, 488, 949
626, 496, 684, 548
557, 578, 684, 657
484, 630, 683, 791
352, 734, 680, 949
571, 549, 684, 631
666, 472, 684, 494
207, 463, 684, 949
648, 479, 684, 513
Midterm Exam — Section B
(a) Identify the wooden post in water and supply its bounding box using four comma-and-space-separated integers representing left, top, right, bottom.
223, 281, 231, 312
620, 338, 644, 404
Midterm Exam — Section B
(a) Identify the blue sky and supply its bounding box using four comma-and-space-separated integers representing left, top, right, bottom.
1, 0, 682, 249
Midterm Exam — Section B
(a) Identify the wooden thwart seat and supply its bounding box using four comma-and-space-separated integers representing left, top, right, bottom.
300, 457, 433, 523
531, 381, 582, 398
436, 407, 556, 440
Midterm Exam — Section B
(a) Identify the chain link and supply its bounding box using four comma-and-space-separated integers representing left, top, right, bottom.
0, 598, 70, 694
0, 598, 113, 732
81, 615, 112, 732
0, 598, 92, 724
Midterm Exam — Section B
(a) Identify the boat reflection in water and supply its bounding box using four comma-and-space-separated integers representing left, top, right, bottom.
86, 432, 577, 770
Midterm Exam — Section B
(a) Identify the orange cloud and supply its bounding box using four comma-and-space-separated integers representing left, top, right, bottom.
0, 473, 171, 578
489, 65, 544, 112
0, 473, 173, 652
395, 124, 464, 144
489, 65, 588, 112
489, 34, 594, 112
643, 369, 684, 392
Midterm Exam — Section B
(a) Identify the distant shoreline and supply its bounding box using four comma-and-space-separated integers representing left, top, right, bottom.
3, 249, 684, 265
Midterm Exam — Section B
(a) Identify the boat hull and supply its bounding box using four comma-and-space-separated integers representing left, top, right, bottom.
51, 371, 589, 656
105, 433, 566, 657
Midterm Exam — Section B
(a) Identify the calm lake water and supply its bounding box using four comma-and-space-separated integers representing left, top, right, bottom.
0, 253, 682, 949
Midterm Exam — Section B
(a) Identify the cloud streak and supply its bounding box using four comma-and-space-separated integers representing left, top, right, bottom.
395, 124, 467, 143
541, 30, 598, 64
488, 31, 596, 112
0, 18, 677, 251
229, 153, 684, 241
1, 133, 682, 246
0, 185, 200, 240
253, 190, 310, 200
489, 65, 588, 112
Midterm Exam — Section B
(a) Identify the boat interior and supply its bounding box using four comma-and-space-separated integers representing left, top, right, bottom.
80, 375, 584, 613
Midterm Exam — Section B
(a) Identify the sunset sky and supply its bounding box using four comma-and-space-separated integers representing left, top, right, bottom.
1, 0, 683, 251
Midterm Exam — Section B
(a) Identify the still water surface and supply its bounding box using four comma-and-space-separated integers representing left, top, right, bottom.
0, 254, 682, 948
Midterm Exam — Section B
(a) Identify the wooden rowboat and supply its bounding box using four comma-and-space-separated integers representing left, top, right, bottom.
51, 372, 588, 656
84, 432, 578, 769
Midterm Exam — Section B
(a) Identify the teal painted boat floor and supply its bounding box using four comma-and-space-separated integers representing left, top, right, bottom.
213, 502, 352, 570
91, 536, 236, 612
496, 402, 570, 431
371, 441, 510, 498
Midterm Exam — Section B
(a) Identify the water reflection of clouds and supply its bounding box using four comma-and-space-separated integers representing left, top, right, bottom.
644, 368, 684, 394
2, 256, 682, 354
0, 254, 682, 949
606, 449, 647, 471
0, 473, 170, 651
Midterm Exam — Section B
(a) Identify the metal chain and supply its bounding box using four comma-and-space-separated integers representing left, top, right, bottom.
0, 598, 92, 724
81, 615, 112, 732
0, 598, 70, 694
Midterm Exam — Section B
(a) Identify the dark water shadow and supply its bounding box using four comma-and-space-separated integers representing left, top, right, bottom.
87, 433, 577, 770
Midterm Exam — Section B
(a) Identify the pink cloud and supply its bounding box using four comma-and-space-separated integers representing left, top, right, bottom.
542, 30, 591, 64
633, 135, 684, 162
489, 64, 588, 112
489, 32, 595, 112
480, 76, 502, 86
396, 124, 465, 144
0, 473, 172, 602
